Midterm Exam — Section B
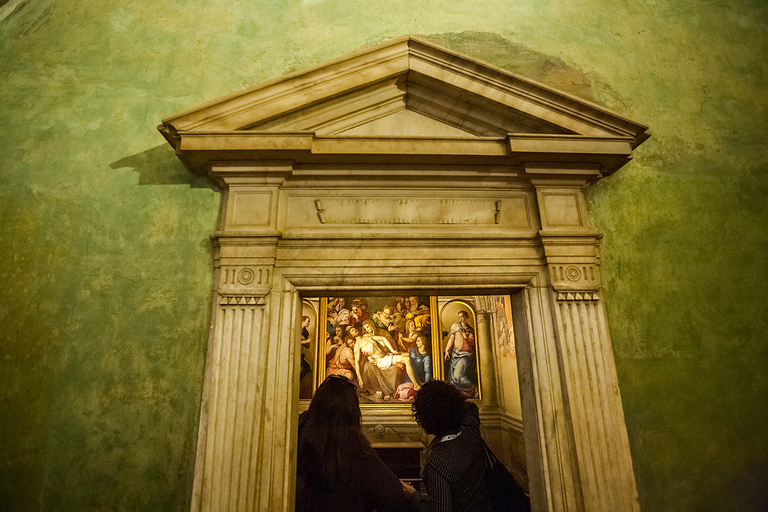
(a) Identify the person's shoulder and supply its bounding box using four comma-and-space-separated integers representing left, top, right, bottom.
298, 411, 309, 431
462, 402, 481, 428
424, 443, 453, 472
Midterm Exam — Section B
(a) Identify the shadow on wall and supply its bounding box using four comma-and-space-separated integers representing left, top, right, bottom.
110, 144, 218, 191
418, 32, 595, 101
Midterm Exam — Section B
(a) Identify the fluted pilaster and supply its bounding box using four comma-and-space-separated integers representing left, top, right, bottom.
553, 295, 639, 512
193, 301, 268, 512
191, 258, 301, 512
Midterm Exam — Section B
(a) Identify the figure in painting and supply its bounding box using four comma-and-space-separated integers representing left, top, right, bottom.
299, 307, 316, 400
330, 297, 347, 314
326, 309, 338, 340
392, 332, 433, 401
326, 330, 357, 383
444, 310, 478, 398
371, 304, 395, 330
399, 319, 421, 352
372, 304, 404, 348
409, 335, 432, 386
406, 296, 431, 330
349, 299, 369, 328
495, 297, 515, 358
353, 320, 421, 400
300, 315, 312, 348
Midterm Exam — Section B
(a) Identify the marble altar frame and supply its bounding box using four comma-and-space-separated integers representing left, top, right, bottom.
159, 37, 650, 512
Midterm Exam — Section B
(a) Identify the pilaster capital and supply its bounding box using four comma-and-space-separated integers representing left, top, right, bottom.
476, 310, 492, 323
548, 263, 601, 293
217, 265, 273, 305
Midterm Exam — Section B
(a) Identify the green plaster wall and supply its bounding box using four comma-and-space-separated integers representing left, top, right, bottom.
1, 1, 766, 511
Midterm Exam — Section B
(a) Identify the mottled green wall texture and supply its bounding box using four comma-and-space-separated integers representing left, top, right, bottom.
1, 1, 766, 511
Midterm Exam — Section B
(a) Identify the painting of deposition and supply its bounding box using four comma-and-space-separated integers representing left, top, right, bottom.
320, 295, 437, 404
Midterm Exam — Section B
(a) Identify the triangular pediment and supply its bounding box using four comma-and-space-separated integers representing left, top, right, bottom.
237, 73, 577, 138
162, 37, 646, 139
334, 108, 477, 137
159, 36, 648, 174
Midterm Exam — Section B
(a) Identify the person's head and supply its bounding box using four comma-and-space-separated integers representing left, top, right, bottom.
336, 309, 350, 324
406, 319, 416, 333
412, 380, 466, 436
415, 335, 429, 353
337, 297, 346, 308
348, 327, 360, 338
298, 375, 370, 487
382, 305, 392, 315
306, 375, 361, 431
362, 320, 375, 335
301, 315, 310, 327
457, 310, 469, 325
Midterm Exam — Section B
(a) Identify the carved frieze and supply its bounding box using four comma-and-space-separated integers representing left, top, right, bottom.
366, 424, 414, 443
320, 198, 496, 224
291, 196, 532, 228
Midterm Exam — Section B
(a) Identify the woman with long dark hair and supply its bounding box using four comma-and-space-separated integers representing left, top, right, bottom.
296, 375, 418, 512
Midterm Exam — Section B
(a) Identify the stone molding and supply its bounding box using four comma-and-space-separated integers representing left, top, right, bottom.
218, 295, 267, 306
556, 291, 600, 301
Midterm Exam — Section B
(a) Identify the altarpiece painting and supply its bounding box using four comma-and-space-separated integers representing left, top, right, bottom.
300, 294, 489, 405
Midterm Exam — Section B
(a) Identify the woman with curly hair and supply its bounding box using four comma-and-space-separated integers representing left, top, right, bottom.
412, 380, 492, 512
296, 375, 419, 512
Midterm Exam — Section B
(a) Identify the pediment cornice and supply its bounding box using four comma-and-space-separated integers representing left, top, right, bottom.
159, 36, 648, 178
